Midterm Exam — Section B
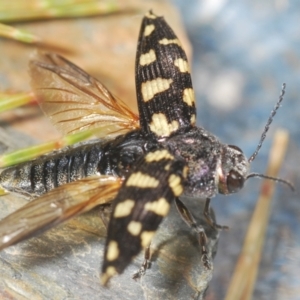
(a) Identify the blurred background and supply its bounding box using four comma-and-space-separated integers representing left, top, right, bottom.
0, 0, 299, 299
171, 1, 300, 299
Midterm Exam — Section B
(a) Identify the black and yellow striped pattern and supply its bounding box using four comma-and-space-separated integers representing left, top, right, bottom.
101, 149, 187, 285
135, 11, 196, 138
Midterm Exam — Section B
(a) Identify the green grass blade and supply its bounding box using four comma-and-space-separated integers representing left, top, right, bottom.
0, 92, 36, 112
0, 129, 97, 168
0, 0, 119, 22
0, 23, 40, 43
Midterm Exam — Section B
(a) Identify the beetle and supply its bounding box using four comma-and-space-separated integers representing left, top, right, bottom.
0, 11, 291, 285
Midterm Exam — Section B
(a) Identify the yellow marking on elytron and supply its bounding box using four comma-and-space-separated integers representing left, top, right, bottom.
140, 49, 156, 66
183, 88, 195, 106
159, 38, 181, 46
106, 240, 119, 261
144, 197, 170, 216
144, 24, 155, 36
149, 113, 179, 137
127, 221, 142, 236
168, 174, 183, 196
100, 266, 117, 285
140, 231, 155, 248
174, 58, 190, 73
114, 199, 135, 218
190, 114, 196, 125
145, 12, 157, 19
141, 78, 173, 102
164, 163, 171, 171
183, 166, 189, 179
145, 149, 174, 163
126, 172, 159, 188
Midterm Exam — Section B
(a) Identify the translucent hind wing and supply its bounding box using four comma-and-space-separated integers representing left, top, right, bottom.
0, 176, 122, 250
29, 52, 139, 139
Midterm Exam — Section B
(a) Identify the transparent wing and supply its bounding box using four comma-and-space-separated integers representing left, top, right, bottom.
0, 175, 122, 250
29, 52, 139, 139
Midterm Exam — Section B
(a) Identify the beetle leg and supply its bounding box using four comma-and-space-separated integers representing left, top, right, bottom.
175, 198, 211, 269
132, 244, 151, 280
203, 198, 229, 230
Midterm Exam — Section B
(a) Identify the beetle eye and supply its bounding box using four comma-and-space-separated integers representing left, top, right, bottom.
227, 170, 244, 193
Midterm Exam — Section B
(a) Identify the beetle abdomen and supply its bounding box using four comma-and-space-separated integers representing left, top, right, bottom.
0, 140, 104, 196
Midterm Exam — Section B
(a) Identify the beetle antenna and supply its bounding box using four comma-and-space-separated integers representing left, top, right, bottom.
248, 83, 286, 163
246, 172, 294, 191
